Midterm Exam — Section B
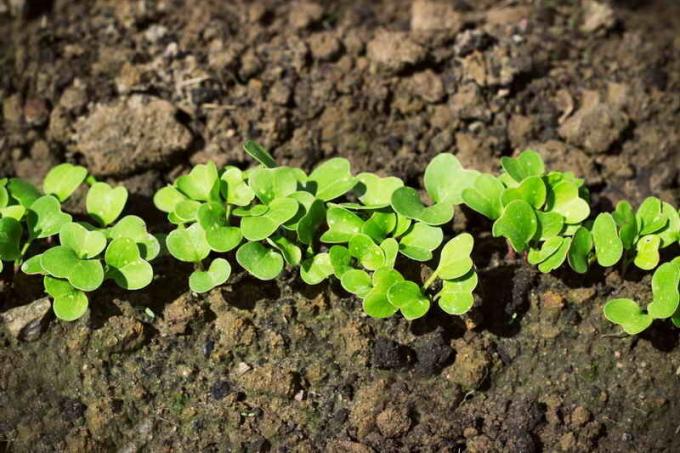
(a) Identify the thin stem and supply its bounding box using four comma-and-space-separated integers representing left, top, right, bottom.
423, 271, 438, 290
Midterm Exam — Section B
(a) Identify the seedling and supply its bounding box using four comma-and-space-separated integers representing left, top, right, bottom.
604, 260, 680, 334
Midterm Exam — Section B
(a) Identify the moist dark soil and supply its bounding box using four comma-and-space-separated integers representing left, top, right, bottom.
1, 0, 680, 451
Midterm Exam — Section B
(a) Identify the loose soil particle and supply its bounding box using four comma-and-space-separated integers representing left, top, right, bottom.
1, 0, 680, 451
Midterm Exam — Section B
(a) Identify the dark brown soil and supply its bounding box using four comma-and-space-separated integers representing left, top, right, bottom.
1, 0, 679, 451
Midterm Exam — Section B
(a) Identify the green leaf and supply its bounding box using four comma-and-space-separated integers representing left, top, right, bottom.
491, 199, 537, 252
340, 269, 372, 297
266, 234, 302, 266
433, 233, 474, 280
241, 197, 298, 241
633, 235, 661, 270
391, 186, 453, 226
528, 236, 563, 265
546, 180, 590, 224
361, 211, 396, 243
349, 233, 385, 271
86, 182, 128, 226
59, 222, 107, 259
393, 213, 412, 238
20, 254, 44, 275
172, 199, 202, 223
356, 173, 404, 207
362, 268, 404, 318
308, 158, 357, 201
592, 213, 623, 267
535, 211, 565, 240
461, 174, 505, 220
0, 217, 22, 261
438, 270, 478, 315
176, 161, 219, 201
320, 206, 364, 243
636, 197, 667, 236
7, 178, 41, 207
108, 215, 160, 260
154, 186, 187, 213
380, 238, 399, 269
27, 195, 72, 239
567, 226, 593, 274
43, 163, 87, 202
647, 262, 680, 319
105, 237, 153, 290
232, 204, 269, 217
536, 237, 570, 273
603, 298, 652, 335
45, 277, 89, 321
198, 202, 242, 252
236, 241, 283, 281
41, 246, 104, 292
300, 253, 334, 285
398, 222, 443, 262
329, 245, 352, 277
249, 167, 299, 204
243, 140, 277, 168
658, 202, 680, 248
500, 150, 545, 182
0, 205, 26, 220
189, 258, 231, 293
296, 199, 326, 245
424, 153, 480, 205
166, 224, 211, 263
612, 200, 637, 250
501, 175, 546, 209
220, 166, 256, 206
0, 185, 8, 209
386, 280, 430, 320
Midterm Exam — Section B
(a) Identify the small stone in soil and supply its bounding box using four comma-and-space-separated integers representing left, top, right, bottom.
210, 380, 231, 400
413, 332, 453, 375
0, 297, 51, 342
371, 337, 411, 369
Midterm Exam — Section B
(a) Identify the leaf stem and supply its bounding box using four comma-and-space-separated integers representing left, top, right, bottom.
423, 271, 438, 290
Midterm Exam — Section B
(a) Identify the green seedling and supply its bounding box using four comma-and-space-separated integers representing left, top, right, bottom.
355, 173, 404, 208
86, 182, 128, 226
462, 174, 505, 220
437, 270, 478, 315
592, 213, 623, 267
391, 186, 453, 226
236, 241, 284, 281
604, 260, 679, 334
300, 252, 334, 285
492, 199, 537, 252
42, 163, 88, 202
500, 150, 545, 183
321, 206, 364, 243
387, 280, 431, 320
361, 268, 404, 318
424, 233, 474, 287
307, 158, 357, 201
398, 222, 443, 262
189, 258, 231, 294
424, 153, 480, 206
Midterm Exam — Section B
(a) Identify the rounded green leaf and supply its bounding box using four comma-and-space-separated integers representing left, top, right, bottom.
320, 206, 365, 243
438, 270, 478, 315
86, 182, 128, 226
546, 180, 590, 224
398, 222, 443, 262
329, 245, 352, 277
391, 186, 453, 226
232, 204, 269, 217
241, 197, 298, 241
105, 237, 153, 290
220, 166, 256, 206
198, 202, 242, 252
537, 237, 571, 273
462, 174, 505, 220
636, 197, 667, 236
249, 167, 298, 204
340, 269, 372, 297
166, 224, 211, 263
433, 233, 474, 280
108, 215, 160, 260
567, 226, 593, 274
613, 200, 637, 250
528, 236, 563, 265
236, 242, 284, 281
603, 298, 652, 335
176, 161, 219, 201
20, 254, 44, 275
296, 199, 326, 245
308, 158, 357, 201
27, 195, 72, 239
266, 234, 302, 266
361, 211, 397, 243
154, 186, 187, 213
647, 262, 680, 319
356, 173, 404, 207
189, 258, 231, 293
43, 163, 87, 202
59, 222, 107, 259
633, 235, 660, 270
535, 211, 565, 240
51, 287, 89, 321
424, 153, 480, 205
500, 150, 545, 182
0, 217, 22, 261
7, 178, 41, 207
362, 268, 404, 318
349, 233, 385, 271
491, 199, 537, 252
658, 202, 680, 248
0, 204, 26, 220
386, 281, 430, 320
380, 238, 399, 269
68, 259, 104, 292
300, 253, 334, 285
592, 213, 623, 267
501, 175, 546, 209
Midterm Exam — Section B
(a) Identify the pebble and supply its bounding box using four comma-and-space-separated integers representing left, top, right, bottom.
367, 30, 426, 73
289, 1, 323, 30
0, 297, 51, 342
411, 0, 462, 34
559, 99, 629, 154
210, 380, 231, 400
581, 1, 615, 33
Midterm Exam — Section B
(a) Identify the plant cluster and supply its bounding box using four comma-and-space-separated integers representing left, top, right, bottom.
0, 164, 158, 320
2, 142, 678, 335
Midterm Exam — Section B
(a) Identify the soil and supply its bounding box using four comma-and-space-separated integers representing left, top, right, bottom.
1, 0, 680, 451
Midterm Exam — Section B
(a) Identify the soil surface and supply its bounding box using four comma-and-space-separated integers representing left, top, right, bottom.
1, 0, 680, 451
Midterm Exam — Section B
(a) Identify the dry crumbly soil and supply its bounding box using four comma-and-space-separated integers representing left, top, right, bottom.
1, 0, 680, 451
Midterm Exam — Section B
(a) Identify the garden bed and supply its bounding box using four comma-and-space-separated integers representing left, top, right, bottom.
1, 0, 679, 451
